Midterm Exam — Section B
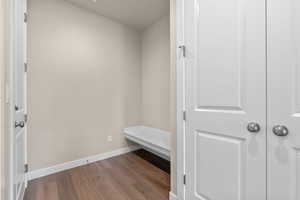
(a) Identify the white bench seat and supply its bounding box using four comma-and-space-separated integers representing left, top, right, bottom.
124, 126, 171, 160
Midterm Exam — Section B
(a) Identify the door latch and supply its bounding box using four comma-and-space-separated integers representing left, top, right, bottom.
179, 45, 186, 57
24, 164, 29, 173
15, 121, 25, 128
183, 110, 187, 121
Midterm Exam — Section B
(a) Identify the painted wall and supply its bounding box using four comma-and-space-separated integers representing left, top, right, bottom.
141, 16, 171, 132
140, 12, 177, 196
140, 15, 177, 197
28, 0, 142, 170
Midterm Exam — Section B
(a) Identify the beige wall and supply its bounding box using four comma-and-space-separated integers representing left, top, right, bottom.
141, 14, 177, 196
141, 16, 171, 132
140, 12, 177, 195
28, 0, 142, 170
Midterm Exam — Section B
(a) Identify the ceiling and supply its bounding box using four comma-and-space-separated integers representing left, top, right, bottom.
66, 0, 170, 31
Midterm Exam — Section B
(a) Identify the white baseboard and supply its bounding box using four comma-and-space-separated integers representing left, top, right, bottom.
27, 146, 140, 181
169, 191, 178, 200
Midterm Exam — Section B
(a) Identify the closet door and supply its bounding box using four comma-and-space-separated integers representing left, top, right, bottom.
267, 0, 300, 199
184, 0, 266, 199
10, 0, 27, 199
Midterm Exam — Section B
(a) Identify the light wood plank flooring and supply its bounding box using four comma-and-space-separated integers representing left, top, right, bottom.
24, 150, 170, 200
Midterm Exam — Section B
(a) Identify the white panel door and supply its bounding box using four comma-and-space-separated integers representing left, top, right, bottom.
267, 0, 300, 199
11, 0, 27, 199
184, 0, 266, 199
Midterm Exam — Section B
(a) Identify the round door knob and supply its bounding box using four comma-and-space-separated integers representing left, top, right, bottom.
247, 122, 261, 133
15, 121, 25, 128
273, 125, 289, 137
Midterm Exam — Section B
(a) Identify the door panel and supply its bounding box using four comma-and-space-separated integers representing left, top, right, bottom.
195, 0, 244, 110
267, 0, 300, 199
195, 132, 246, 200
185, 0, 266, 199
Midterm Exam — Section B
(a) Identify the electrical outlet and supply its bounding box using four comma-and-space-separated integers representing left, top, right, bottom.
107, 136, 113, 142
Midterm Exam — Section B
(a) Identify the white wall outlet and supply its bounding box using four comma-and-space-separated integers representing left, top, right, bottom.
107, 136, 113, 142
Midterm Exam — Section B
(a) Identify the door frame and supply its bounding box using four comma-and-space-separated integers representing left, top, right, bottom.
7, 0, 15, 198
176, 0, 185, 199
6, 0, 28, 199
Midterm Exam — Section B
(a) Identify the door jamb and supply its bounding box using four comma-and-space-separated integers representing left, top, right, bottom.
6, 0, 15, 200
24, 0, 28, 189
176, 0, 185, 199
7, 0, 16, 198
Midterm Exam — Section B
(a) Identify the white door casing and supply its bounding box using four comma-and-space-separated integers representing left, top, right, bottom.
267, 0, 300, 199
184, 0, 266, 199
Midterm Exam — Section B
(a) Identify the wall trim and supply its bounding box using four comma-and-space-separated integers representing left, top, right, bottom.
27, 146, 140, 181
169, 191, 178, 200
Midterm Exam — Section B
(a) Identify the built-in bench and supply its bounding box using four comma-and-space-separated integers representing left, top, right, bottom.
124, 126, 171, 161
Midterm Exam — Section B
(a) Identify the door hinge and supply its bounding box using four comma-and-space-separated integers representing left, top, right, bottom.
15, 105, 19, 111
183, 110, 186, 121
24, 164, 29, 173
24, 63, 28, 72
24, 12, 28, 23
179, 45, 186, 57
24, 114, 28, 123
183, 174, 186, 185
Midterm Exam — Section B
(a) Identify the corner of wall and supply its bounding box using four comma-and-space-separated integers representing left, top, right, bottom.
140, 15, 171, 132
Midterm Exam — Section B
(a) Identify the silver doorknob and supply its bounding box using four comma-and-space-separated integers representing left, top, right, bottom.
247, 122, 261, 133
15, 121, 25, 128
273, 125, 289, 137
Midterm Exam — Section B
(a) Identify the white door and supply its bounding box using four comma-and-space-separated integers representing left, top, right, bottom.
267, 0, 300, 199
184, 0, 266, 199
11, 0, 27, 199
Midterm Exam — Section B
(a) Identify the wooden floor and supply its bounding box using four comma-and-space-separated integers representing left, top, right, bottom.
24, 150, 170, 200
